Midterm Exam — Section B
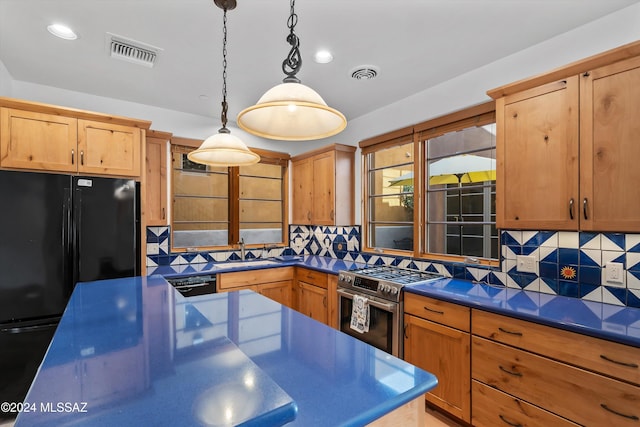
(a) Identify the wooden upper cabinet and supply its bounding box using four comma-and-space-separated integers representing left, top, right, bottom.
145, 130, 170, 226
291, 143, 355, 226
78, 119, 141, 176
311, 150, 336, 224
491, 42, 640, 232
292, 156, 313, 224
0, 108, 78, 172
497, 77, 579, 230
580, 55, 640, 232
0, 98, 150, 178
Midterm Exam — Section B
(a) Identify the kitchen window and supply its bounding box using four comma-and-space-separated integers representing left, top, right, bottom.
170, 138, 289, 250
361, 127, 415, 252
361, 102, 497, 263
419, 111, 497, 260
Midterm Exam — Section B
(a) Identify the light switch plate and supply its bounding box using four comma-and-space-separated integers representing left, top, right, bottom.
605, 262, 625, 287
516, 255, 537, 273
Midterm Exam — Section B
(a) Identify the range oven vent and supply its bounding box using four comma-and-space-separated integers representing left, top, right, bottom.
107, 33, 161, 68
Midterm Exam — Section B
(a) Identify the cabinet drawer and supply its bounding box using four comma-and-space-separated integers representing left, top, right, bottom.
218, 267, 294, 290
404, 293, 470, 332
472, 309, 640, 385
472, 336, 640, 426
296, 268, 328, 289
472, 380, 579, 427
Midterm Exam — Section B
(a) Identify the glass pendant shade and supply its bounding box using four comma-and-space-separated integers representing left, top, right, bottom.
237, 82, 347, 141
187, 129, 260, 167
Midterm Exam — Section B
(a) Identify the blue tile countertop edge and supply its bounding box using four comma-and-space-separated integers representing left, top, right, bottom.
405, 278, 640, 348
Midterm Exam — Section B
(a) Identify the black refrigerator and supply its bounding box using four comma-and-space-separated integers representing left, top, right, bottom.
0, 170, 140, 419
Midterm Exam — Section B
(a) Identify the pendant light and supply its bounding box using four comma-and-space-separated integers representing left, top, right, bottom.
236, 0, 347, 141
188, 0, 260, 167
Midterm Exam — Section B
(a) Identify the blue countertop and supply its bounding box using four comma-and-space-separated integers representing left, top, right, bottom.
150, 255, 640, 347
147, 255, 367, 278
16, 275, 437, 427
405, 278, 640, 348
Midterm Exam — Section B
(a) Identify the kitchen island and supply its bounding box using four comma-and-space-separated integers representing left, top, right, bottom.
15, 275, 437, 426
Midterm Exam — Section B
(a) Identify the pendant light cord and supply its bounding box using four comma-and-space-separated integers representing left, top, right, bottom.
220, 7, 230, 133
282, 0, 302, 83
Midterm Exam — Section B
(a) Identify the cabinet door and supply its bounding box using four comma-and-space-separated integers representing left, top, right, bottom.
497, 77, 579, 230
0, 108, 78, 172
78, 119, 141, 177
312, 151, 336, 225
145, 136, 168, 225
404, 314, 471, 423
297, 281, 328, 324
291, 157, 313, 224
258, 280, 292, 308
580, 56, 640, 232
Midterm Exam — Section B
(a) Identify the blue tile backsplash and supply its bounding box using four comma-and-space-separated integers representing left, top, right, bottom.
146, 225, 640, 308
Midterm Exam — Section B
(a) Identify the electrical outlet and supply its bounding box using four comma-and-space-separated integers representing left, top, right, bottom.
516, 255, 537, 273
605, 262, 625, 287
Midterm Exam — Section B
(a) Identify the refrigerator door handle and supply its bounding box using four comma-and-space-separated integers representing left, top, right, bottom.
1, 322, 59, 334
64, 187, 73, 296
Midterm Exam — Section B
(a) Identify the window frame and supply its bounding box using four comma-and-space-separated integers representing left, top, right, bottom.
360, 126, 417, 256
170, 136, 290, 252
360, 102, 498, 266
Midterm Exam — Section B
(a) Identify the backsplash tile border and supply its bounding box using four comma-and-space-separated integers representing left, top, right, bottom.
145, 225, 640, 308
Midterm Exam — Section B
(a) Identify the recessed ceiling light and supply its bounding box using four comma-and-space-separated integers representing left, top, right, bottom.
47, 24, 78, 40
314, 50, 333, 64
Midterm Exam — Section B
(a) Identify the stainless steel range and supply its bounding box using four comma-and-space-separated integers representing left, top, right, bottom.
337, 266, 443, 358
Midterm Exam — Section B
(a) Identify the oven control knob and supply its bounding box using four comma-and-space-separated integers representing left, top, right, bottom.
390, 287, 398, 295
384, 285, 391, 293
377, 283, 384, 292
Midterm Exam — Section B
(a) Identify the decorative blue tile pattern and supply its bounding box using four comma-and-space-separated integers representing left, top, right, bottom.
146, 226, 640, 307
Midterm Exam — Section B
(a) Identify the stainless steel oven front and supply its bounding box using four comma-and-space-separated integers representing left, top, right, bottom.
337, 287, 402, 358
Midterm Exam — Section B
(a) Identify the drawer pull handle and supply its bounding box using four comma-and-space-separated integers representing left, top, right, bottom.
600, 354, 639, 368
423, 306, 444, 315
499, 414, 523, 427
600, 404, 639, 421
498, 327, 523, 336
499, 365, 522, 377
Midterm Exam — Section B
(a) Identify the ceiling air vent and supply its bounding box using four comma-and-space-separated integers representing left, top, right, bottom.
350, 65, 379, 80
107, 33, 162, 68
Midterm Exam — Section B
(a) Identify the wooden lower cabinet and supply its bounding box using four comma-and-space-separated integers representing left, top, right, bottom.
217, 267, 337, 326
471, 380, 579, 427
297, 281, 328, 324
257, 280, 291, 307
217, 267, 294, 309
471, 309, 640, 427
403, 294, 471, 423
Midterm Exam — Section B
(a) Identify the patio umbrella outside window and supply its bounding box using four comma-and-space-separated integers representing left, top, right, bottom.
388, 154, 496, 254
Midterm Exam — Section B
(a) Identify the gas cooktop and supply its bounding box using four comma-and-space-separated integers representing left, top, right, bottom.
337, 266, 444, 302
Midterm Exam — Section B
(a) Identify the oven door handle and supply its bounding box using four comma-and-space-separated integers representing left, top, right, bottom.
336, 288, 396, 312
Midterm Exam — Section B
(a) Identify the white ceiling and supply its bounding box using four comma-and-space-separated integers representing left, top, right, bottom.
1, 0, 638, 125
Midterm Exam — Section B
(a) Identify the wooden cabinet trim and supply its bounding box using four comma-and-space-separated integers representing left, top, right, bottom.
290, 143, 356, 162
487, 40, 640, 98
0, 96, 151, 129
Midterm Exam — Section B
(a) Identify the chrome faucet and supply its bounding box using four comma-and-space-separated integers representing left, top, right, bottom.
238, 237, 245, 260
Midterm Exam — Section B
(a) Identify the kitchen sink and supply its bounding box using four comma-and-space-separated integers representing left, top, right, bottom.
216, 259, 283, 269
